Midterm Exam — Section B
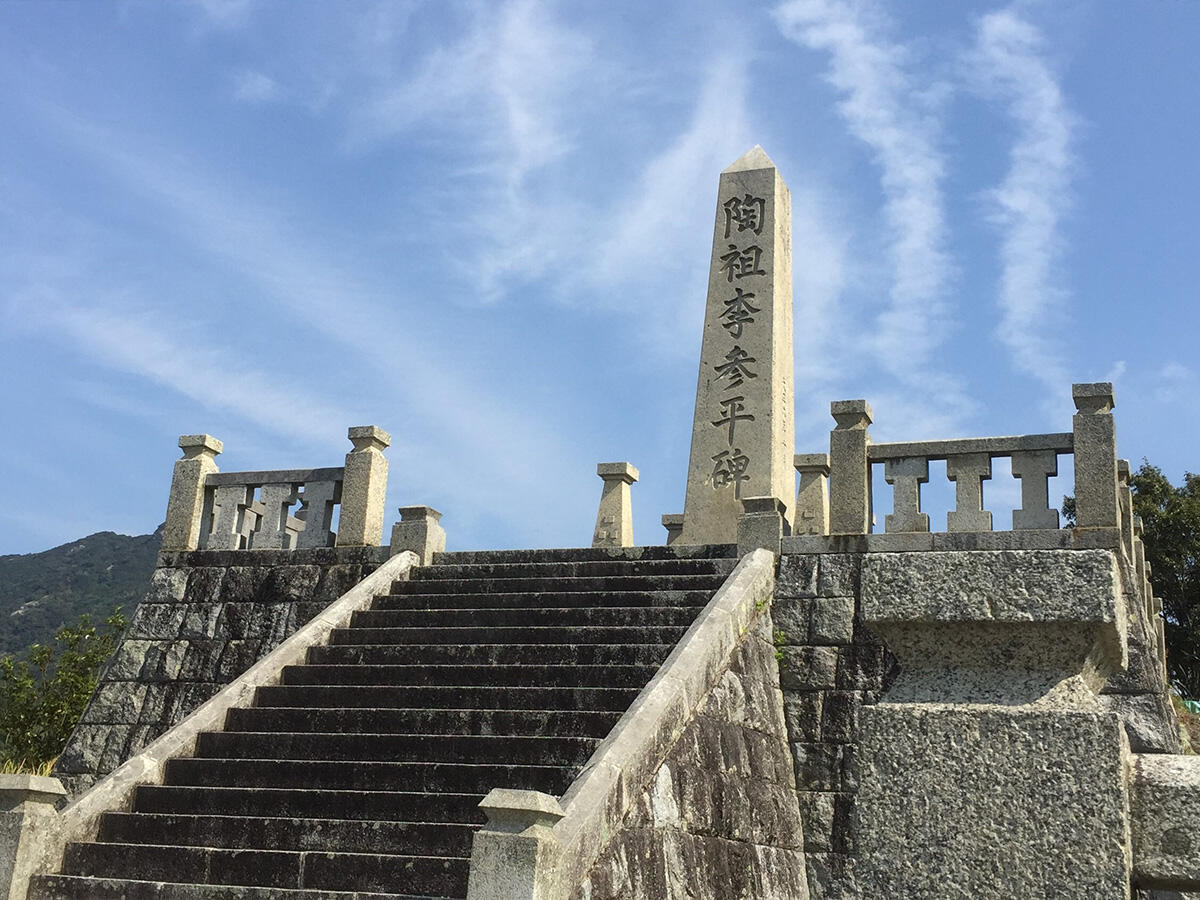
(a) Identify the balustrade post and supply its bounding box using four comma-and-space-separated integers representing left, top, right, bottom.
1010, 450, 1059, 530
591, 462, 638, 548
0, 775, 66, 900
390, 506, 446, 565
1072, 382, 1120, 529
1117, 459, 1135, 560
336, 425, 391, 548
161, 434, 222, 551
738, 495, 786, 556
661, 514, 684, 546
793, 453, 830, 535
946, 453, 993, 533
829, 400, 873, 534
883, 457, 930, 533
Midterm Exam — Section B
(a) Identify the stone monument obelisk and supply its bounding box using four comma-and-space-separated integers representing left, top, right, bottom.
678, 147, 794, 545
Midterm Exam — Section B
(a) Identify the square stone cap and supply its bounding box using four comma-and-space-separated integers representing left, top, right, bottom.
794, 453, 831, 474
1073, 382, 1115, 412
831, 399, 873, 426
178, 434, 223, 455
597, 461, 639, 483
742, 495, 786, 515
398, 505, 442, 522
348, 425, 391, 450
0, 773, 67, 806
479, 788, 565, 833
661, 513, 684, 527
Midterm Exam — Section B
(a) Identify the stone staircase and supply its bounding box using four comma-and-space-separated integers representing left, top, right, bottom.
31, 545, 737, 900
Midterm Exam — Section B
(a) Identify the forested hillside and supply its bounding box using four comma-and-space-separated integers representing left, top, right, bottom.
0, 528, 159, 656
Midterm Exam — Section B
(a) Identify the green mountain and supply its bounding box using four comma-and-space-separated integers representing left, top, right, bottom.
0, 528, 161, 657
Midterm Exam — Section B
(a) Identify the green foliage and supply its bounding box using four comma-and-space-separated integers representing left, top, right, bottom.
1127, 463, 1200, 696
1067, 463, 1200, 695
0, 608, 126, 768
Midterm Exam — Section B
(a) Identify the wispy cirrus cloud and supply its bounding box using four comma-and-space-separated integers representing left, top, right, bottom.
967, 7, 1076, 398
233, 70, 281, 104
774, 0, 954, 382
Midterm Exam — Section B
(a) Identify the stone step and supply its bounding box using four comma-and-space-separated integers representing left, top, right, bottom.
388, 574, 724, 595
195, 731, 600, 767
408, 558, 736, 580
253, 684, 640, 712
305, 642, 673, 667
280, 663, 660, 689
162, 758, 573, 795
30, 874, 435, 899
97, 812, 475, 858
432, 544, 736, 565
133, 785, 485, 824
372, 589, 714, 611
224, 706, 622, 737
61, 842, 468, 896
327, 625, 688, 646
351, 605, 703, 629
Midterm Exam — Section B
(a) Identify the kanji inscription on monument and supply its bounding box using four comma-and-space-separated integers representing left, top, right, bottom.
678, 146, 795, 544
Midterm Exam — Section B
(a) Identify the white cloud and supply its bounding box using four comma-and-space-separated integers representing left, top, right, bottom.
233, 70, 281, 104
774, 0, 955, 380
967, 7, 1077, 397
187, 0, 253, 30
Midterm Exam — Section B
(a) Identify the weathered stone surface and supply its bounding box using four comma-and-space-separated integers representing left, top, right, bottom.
679, 147, 795, 545
778, 646, 838, 691
1132, 754, 1200, 889
55, 549, 387, 797
817, 555, 857, 598
562, 555, 805, 899
776, 554, 817, 599
810, 597, 854, 645
857, 706, 1131, 899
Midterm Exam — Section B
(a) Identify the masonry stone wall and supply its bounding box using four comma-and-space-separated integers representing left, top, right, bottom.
568, 613, 808, 900
54, 546, 388, 798
774, 538, 1177, 899
772, 552, 894, 898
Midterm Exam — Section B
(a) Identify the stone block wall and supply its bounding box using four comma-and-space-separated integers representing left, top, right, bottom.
772, 553, 894, 899
569, 613, 808, 900
54, 546, 388, 798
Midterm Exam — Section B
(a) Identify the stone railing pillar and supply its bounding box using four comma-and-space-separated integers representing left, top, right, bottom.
661, 514, 684, 546
336, 425, 391, 548
883, 457, 930, 533
161, 434, 222, 551
591, 462, 638, 548
828, 400, 873, 534
946, 453, 993, 533
793, 453, 830, 535
1073, 382, 1120, 529
1117, 459, 1135, 561
737, 495, 786, 556
390, 506, 446, 565
0, 774, 66, 900
466, 789, 564, 900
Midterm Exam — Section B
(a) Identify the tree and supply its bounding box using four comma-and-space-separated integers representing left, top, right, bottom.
1067, 463, 1200, 696
1128, 464, 1200, 696
0, 608, 125, 768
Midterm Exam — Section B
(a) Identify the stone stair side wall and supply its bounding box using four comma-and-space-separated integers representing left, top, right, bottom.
774, 532, 1180, 899
549, 549, 808, 899
54, 545, 389, 798
25, 551, 418, 895
772, 551, 893, 899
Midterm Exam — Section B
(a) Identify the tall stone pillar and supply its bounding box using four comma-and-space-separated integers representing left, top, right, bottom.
679, 146, 794, 545
336, 425, 390, 548
591, 462, 638, 548
161, 434, 222, 552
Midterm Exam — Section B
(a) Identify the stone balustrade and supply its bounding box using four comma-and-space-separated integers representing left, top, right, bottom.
821, 382, 1121, 538
202, 467, 346, 550
162, 426, 391, 552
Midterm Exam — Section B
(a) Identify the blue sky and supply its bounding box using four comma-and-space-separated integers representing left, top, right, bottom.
1, 0, 1197, 554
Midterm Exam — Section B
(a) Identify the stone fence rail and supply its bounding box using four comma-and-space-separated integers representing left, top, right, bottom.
803, 382, 1122, 540
202, 467, 345, 551
161, 426, 391, 553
